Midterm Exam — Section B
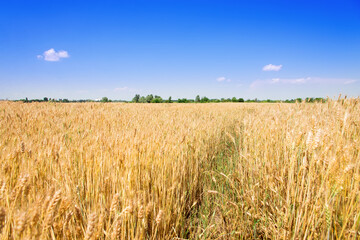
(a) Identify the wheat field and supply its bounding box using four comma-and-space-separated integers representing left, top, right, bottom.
0, 100, 359, 239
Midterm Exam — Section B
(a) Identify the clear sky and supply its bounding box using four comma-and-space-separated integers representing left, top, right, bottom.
1, 0, 359, 100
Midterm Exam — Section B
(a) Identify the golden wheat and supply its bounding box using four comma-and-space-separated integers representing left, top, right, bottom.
84, 212, 97, 240
0, 100, 359, 239
0, 208, 5, 234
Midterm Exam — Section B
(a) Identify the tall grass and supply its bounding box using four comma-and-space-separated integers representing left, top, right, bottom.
0, 99, 359, 239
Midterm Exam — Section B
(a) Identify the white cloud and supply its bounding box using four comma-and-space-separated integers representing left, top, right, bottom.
250, 77, 358, 89
262, 64, 283, 71
37, 48, 69, 62
271, 78, 280, 83
114, 87, 129, 91
251, 77, 312, 88
344, 80, 357, 85
251, 77, 309, 88
308, 77, 358, 85
288, 77, 310, 84
216, 76, 231, 82
216, 76, 226, 82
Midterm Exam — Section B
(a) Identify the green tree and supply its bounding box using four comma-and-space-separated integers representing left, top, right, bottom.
139, 96, 146, 103
315, 98, 325, 103
168, 96, 172, 103
231, 97, 238, 102
151, 98, 162, 103
178, 98, 189, 103
200, 96, 209, 103
132, 94, 140, 103
151, 95, 162, 103
306, 97, 314, 103
146, 94, 153, 103
195, 95, 200, 103
101, 97, 109, 103
43, 97, 49, 102
238, 98, 244, 102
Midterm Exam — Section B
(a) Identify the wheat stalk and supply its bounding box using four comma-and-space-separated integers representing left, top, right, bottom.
0, 207, 5, 234
84, 212, 97, 240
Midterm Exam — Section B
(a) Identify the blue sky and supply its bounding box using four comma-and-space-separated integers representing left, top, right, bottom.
0, 0, 359, 100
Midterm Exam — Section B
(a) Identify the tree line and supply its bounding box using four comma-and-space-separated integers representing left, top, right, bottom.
16, 96, 326, 103
130, 94, 326, 103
